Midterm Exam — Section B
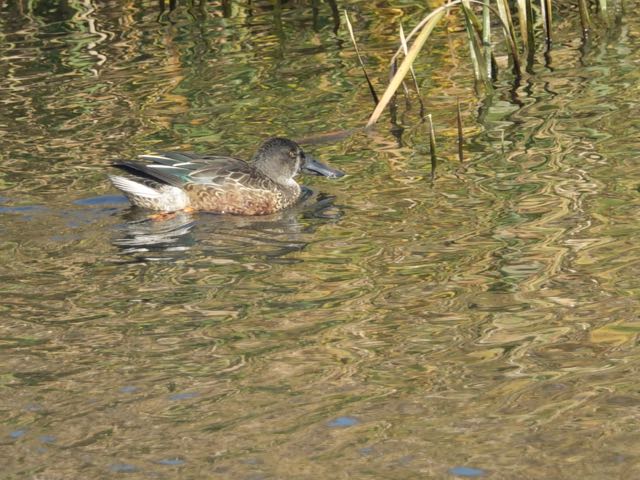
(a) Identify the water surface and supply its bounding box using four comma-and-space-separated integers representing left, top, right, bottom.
2, 1, 640, 478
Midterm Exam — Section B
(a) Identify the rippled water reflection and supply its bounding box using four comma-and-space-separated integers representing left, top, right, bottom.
2, 1, 640, 478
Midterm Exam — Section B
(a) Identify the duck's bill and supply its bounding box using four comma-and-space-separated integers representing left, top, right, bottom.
302, 155, 345, 178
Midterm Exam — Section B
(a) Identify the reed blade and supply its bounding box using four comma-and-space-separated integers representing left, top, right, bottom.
461, 1, 490, 86
495, 0, 522, 75
461, 0, 500, 79
344, 10, 379, 106
366, 9, 446, 128
516, 0, 535, 67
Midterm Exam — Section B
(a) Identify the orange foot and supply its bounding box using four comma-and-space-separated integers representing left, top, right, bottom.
148, 207, 196, 221
148, 211, 177, 221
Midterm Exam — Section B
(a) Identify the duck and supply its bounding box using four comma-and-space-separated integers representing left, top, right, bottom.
109, 137, 344, 216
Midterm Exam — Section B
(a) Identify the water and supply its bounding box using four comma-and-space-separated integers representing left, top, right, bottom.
2, 1, 640, 478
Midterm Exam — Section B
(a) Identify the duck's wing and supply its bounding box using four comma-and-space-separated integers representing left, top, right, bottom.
113, 152, 256, 188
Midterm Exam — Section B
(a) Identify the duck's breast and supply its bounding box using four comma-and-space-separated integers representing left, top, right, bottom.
184, 183, 288, 215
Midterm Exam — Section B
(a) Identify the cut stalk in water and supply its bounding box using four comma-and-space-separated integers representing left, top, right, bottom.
578, 0, 592, 36
517, 0, 535, 68
540, 0, 553, 47
389, 58, 408, 112
597, 0, 608, 16
482, 0, 492, 80
428, 114, 437, 180
344, 10, 379, 106
596, 0, 609, 16
456, 99, 464, 162
516, 0, 528, 51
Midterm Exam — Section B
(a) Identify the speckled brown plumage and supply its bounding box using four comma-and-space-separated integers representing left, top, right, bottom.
183, 178, 299, 215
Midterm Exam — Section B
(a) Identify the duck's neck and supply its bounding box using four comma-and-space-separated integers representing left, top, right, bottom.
255, 159, 298, 190
279, 177, 301, 197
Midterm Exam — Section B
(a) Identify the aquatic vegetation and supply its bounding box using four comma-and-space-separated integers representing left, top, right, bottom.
350, 0, 623, 128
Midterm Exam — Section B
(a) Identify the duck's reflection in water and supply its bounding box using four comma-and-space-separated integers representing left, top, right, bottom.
112, 190, 341, 261
112, 210, 196, 256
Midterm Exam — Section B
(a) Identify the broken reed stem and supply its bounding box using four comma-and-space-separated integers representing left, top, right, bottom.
428, 114, 437, 180
456, 99, 464, 162
482, 0, 492, 80
540, 0, 553, 47
578, 0, 592, 37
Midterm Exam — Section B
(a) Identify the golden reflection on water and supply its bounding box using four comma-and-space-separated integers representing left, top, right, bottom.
3, 0, 640, 478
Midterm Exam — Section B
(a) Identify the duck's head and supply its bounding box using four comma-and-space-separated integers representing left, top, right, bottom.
253, 137, 344, 186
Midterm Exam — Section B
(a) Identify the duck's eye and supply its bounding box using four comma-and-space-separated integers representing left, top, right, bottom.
289, 150, 297, 159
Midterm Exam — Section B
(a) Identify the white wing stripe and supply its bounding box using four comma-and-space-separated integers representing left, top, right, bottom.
139, 154, 172, 161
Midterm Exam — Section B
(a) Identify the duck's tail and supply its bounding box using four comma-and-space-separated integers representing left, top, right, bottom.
109, 175, 162, 199
109, 175, 190, 212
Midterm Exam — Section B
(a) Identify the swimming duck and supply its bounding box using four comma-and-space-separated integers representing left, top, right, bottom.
109, 137, 344, 215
